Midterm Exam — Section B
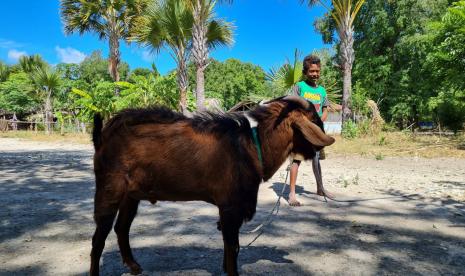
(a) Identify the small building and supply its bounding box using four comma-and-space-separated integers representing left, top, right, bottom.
325, 102, 342, 134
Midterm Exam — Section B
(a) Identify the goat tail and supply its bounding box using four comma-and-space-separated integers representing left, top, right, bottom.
93, 113, 103, 151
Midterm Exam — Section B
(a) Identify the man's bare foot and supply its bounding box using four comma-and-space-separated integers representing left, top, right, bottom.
317, 189, 335, 200
288, 194, 302, 206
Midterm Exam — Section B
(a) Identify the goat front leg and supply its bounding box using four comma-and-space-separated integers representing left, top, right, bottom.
219, 208, 242, 276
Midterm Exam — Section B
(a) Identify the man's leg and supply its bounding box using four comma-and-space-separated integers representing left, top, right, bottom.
313, 151, 334, 199
289, 160, 301, 206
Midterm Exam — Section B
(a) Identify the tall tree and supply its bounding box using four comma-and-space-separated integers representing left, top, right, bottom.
0, 72, 39, 117
30, 66, 61, 134
302, 0, 366, 123
131, 0, 193, 113
352, 0, 450, 127
185, 0, 234, 111
188, 58, 267, 109
131, 0, 232, 113
60, 0, 147, 83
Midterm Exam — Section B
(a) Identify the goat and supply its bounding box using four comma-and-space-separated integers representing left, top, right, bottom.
90, 96, 335, 276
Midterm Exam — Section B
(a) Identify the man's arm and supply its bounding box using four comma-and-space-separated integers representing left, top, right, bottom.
321, 107, 328, 122
321, 95, 329, 122
289, 85, 300, 96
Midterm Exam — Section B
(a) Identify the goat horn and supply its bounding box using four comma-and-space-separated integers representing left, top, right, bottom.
282, 95, 310, 109
259, 99, 269, 106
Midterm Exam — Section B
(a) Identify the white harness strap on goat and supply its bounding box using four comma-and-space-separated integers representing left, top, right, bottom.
244, 112, 258, 128
244, 112, 263, 171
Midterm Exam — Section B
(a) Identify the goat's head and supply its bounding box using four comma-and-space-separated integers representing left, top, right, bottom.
259, 95, 335, 160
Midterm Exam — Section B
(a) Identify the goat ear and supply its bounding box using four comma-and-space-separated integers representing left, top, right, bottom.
294, 119, 335, 147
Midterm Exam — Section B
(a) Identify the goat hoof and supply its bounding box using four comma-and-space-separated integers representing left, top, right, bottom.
126, 261, 142, 275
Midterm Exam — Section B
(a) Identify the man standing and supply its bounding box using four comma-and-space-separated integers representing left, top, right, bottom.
288, 54, 332, 206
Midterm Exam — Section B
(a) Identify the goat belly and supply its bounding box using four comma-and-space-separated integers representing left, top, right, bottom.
123, 159, 227, 204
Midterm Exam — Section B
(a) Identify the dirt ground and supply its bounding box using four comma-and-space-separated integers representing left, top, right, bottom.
0, 137, 464, 275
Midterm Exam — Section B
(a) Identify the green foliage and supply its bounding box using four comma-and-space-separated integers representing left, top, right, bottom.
351, 0, 455, 128
30, 66, 61, 95
342, 120, 371, 139
378, 134, 387, 146
429, 89, 465, 133
72, 82, 117, 121
342, 120, 359, 139
312, 48, 342, 103
60, 0, 148, 40
351, 82, 370, 116
56, 63, 81, 80
18, 55, 47, 73
0, 61, 10, 82
129, 67, 157, 80
375, 153, 384, 160
79, 51, 129, 84
267, 49, 304, 92
116, 74, 178, 110
0, 72, 40, 117
189, 59, 267, 109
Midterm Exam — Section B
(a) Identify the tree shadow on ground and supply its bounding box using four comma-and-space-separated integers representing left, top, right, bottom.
0, 150, 94, 243
265, 182, 465, 275
97, 245, 295, 276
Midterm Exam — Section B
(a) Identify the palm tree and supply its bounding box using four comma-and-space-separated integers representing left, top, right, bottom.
60, 0, 147, 83
130, 0, 193, 113
0, 61, 9, 82
18, 55, 47, 73
184, 0, 234, 111
267, 49, 304, 93
31, 66, 61, 135
131, 0, 232, 113
301, 0, 366, 123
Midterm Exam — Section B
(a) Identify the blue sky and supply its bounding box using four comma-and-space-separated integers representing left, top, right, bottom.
0, 0, 330, 75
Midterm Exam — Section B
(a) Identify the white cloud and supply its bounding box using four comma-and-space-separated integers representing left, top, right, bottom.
7, 49, 27, 61
0, 39, 23, 49
55, 46, 86, 64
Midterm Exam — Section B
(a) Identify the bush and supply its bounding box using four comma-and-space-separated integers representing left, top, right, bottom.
342, 121, 359, 139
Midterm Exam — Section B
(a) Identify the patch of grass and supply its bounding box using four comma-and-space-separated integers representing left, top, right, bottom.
339, 174, 360, 188
0, 131, 91, 144
375, 153, 384, 160
378, 135, 387, 146
326, 131, 465, 158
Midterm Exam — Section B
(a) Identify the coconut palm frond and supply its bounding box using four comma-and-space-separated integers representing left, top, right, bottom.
206, 19, 234, 49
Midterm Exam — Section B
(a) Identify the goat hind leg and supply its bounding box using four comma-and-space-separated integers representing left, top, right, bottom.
114, 196, 142, 275
90, 209, 118, 276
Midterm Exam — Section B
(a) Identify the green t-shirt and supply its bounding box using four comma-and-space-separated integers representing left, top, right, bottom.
295, 81, 328, 116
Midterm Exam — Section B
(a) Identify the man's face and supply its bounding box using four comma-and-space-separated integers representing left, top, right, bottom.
305, 63, 321, 84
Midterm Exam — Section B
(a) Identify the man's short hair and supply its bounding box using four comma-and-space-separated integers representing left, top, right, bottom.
302, 55, 321, 74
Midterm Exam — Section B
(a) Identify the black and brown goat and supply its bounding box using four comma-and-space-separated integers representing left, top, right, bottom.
90, 96, 335, 276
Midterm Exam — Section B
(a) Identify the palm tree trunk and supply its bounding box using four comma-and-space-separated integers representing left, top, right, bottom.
177, 54, 189, 114
109, 32, 121, 83
192, 0, 208, 111
44, 89, 53, 135
340, 23, 355, 124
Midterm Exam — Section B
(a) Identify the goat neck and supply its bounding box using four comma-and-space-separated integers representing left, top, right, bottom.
249, 105, 294, 181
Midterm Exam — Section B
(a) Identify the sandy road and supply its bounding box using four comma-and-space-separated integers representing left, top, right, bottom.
0, 137, 464, 275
